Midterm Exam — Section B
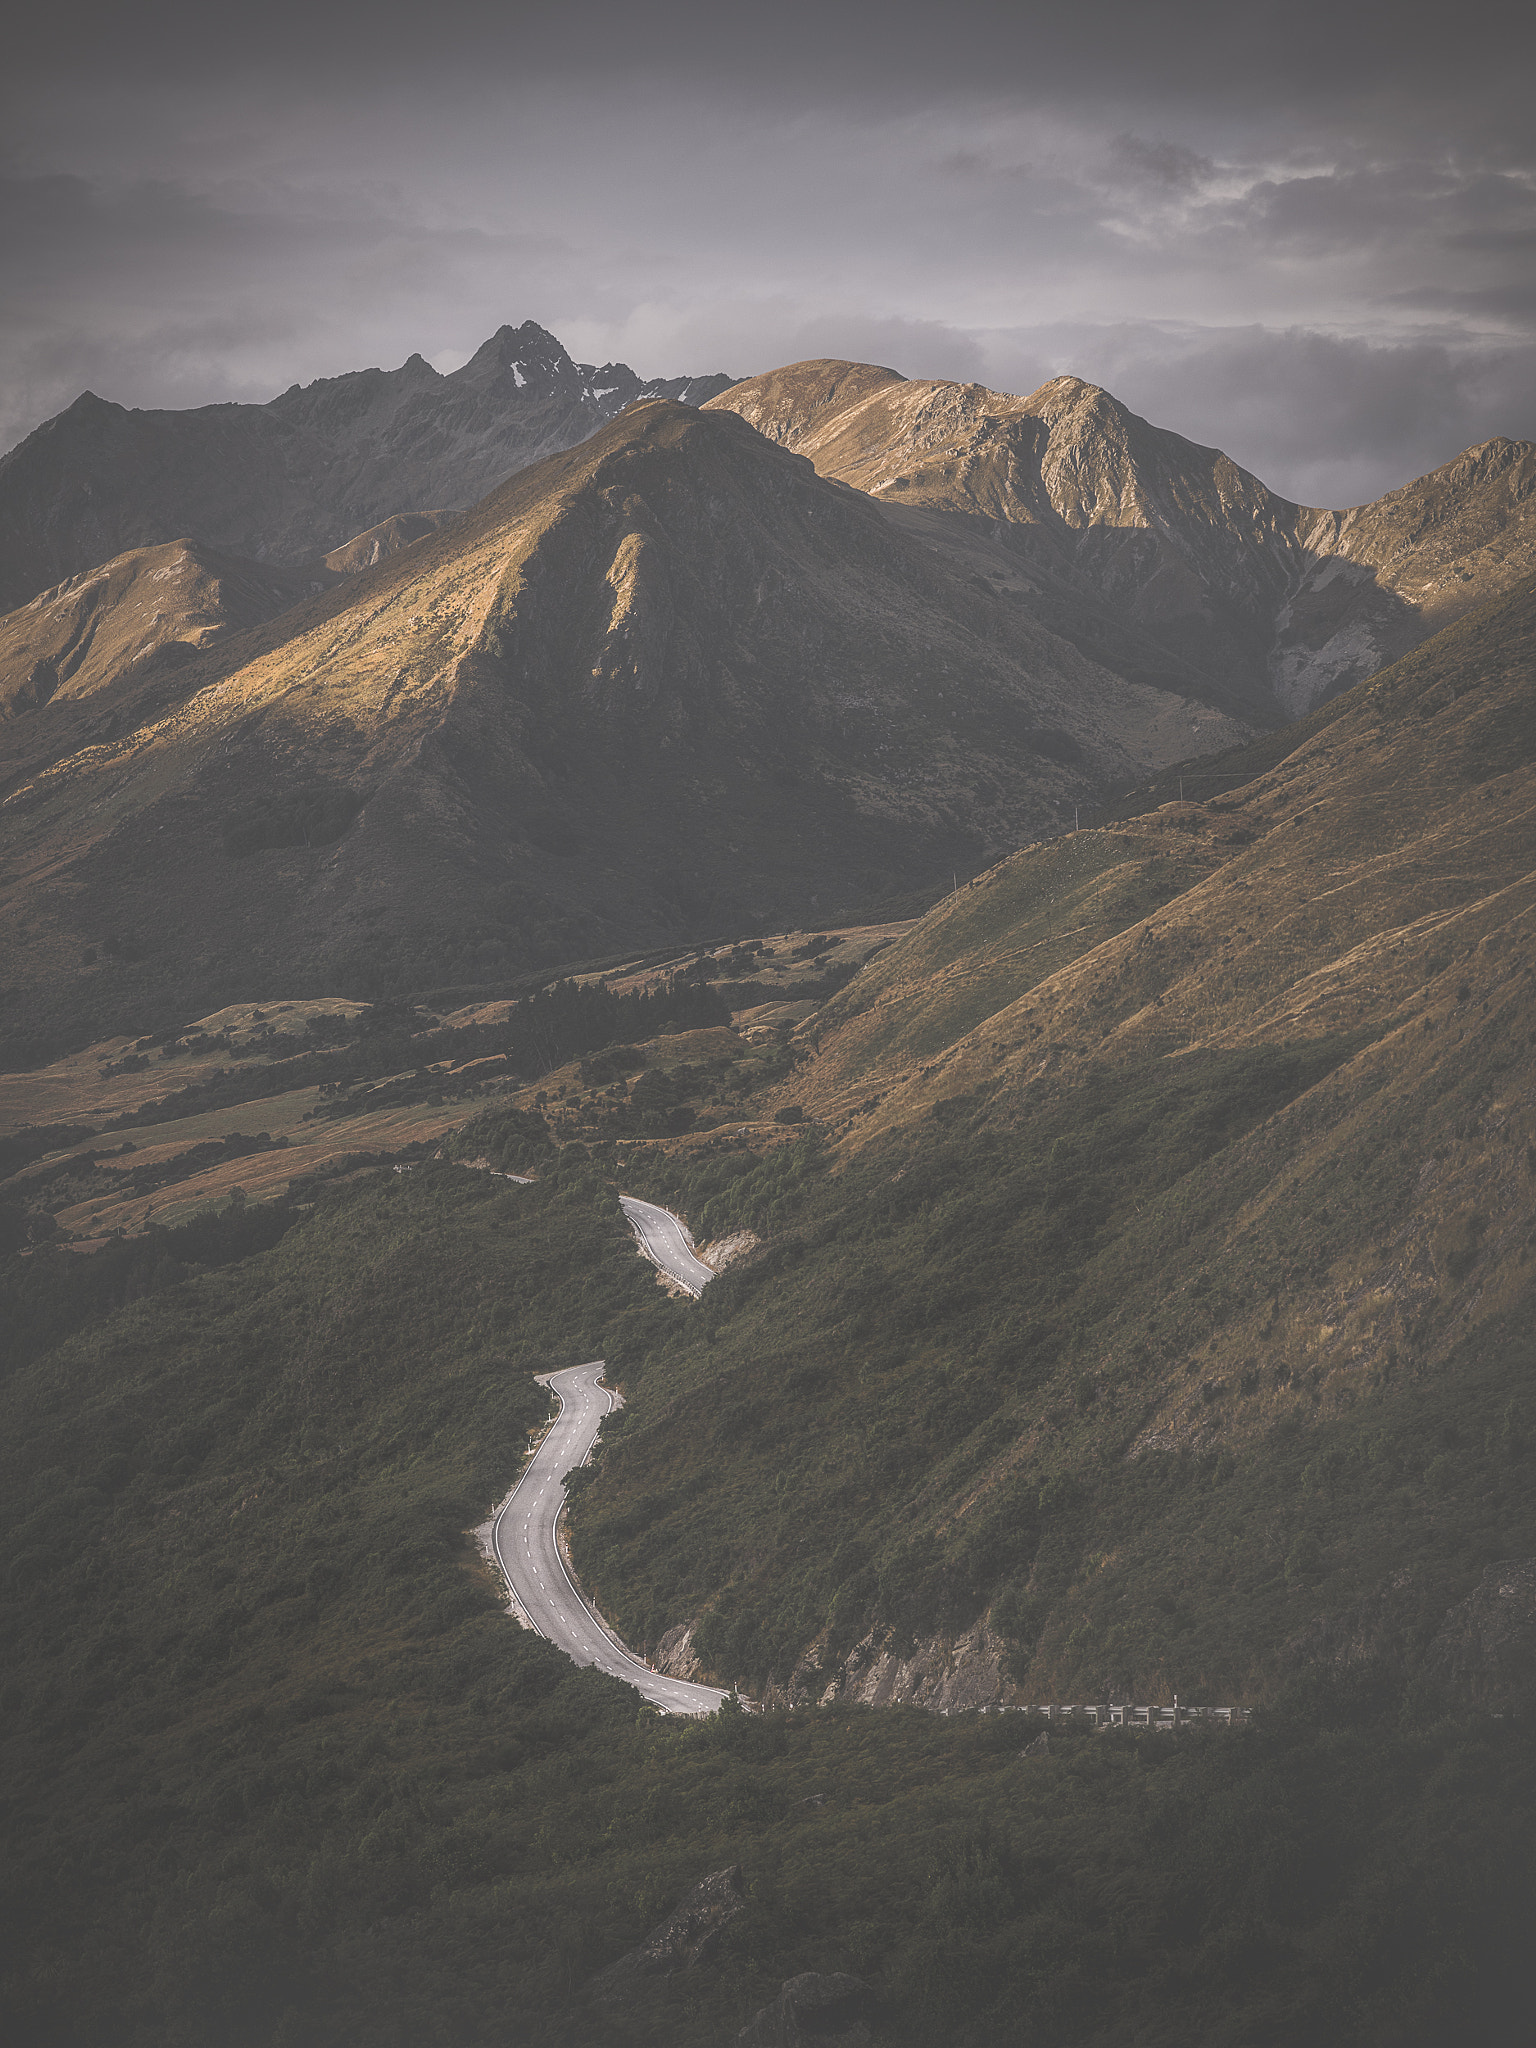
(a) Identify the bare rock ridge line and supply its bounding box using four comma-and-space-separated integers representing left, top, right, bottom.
5, 325, 1529, 735
0, 318, 737, 612
706, 360, 1536, 718
486, 1199, 722, 1715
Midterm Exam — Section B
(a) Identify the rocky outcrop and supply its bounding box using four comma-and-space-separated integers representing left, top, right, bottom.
1423, 1559, 1536, 1711
698, 1229, 762, 1274
737, 1971, 881, 2047
792, 1619, 1006, 1712
1281, 439, 1536, 713
587, 1865, 744, 2001
654, 1621, 706, 1681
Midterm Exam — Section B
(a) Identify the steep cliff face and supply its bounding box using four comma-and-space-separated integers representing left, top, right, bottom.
1277, 438, 1536, 712
0, 399, 1249, 1059
0, 321, 735, 611
709, 364, 1536, 719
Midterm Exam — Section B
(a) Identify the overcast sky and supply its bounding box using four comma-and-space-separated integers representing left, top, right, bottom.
4, 0, 1532, 506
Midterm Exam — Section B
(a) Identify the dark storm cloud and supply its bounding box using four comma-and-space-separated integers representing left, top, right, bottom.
1104, 136, 1216, 192
2, 0, 1532, 505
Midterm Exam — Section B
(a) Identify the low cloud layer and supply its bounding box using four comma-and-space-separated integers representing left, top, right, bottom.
3, 1, 1531, 507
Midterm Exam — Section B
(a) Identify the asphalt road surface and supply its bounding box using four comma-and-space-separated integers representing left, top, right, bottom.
492, 1362, 727, 1716
620, 1195, 717, 1295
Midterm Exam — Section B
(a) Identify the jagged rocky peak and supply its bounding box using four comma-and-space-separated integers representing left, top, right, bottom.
0, 393, 1255, 1046
0, 321, 736, 608
451, 319, 576, 390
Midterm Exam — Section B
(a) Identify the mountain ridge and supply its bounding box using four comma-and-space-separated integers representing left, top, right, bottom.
0, 512, 465, 721
0, 396, 1249, 1064
707, 362, 1536, 719
0, 321, 736, 612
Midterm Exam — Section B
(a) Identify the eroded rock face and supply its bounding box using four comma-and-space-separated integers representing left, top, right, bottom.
737, 1971, 880, 2047
654, 1621, 705, 1681
587, 1865, 744, 2001
1424, 1559, 1536, 1710
789, 1619, 1005, 1712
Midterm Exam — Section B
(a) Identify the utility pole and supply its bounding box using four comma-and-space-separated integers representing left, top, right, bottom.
1074, 804, 1079, 832
1179, 777, 1184, 802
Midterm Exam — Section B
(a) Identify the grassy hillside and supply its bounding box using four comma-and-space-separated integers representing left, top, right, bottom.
569, 576, 1536, 1705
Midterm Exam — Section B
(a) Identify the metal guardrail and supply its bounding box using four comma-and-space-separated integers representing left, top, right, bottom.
999, 1703, 1251, 1728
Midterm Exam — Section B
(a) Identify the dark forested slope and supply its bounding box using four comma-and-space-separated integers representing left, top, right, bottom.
3, 1165, 1532, 2048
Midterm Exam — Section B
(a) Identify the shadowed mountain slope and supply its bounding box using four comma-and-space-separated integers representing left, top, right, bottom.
318, 508, 458, 575
708, 362, 1536, 719
0, 321, 734, 611
0, 399, 1249, 1063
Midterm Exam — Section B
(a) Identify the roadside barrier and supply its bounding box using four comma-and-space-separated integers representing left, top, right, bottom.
998, 1703, 1251, 1728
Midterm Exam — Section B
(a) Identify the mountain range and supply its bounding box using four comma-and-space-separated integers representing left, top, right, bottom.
1, 325, 1532, 1068
0, 397, 1245, 1063
708, 360, 1536, 718
0, 321, 734, 612
1, 316, 1534, 2048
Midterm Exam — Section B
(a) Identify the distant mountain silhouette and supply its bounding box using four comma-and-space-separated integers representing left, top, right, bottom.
0, 322, 735, 611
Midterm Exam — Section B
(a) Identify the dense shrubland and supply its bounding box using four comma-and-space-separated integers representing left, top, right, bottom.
2, 1163, 1532, 2047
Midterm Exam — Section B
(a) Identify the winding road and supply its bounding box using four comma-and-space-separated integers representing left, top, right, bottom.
489, 1199, 725, 1715
493, 1363, 726, 1715
620, 1194, 717, 1297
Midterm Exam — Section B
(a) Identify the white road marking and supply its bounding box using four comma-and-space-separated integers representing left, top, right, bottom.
619, 1196, 717, 1296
